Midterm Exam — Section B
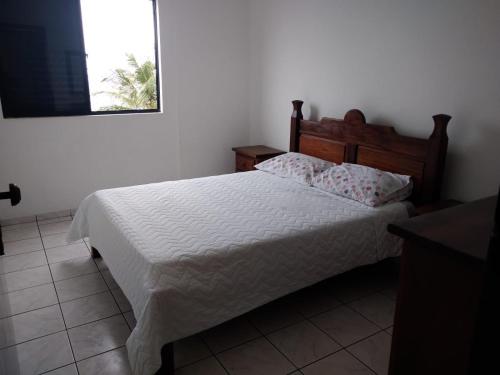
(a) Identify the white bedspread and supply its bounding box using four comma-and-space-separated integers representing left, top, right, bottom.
68, 171, 408, 375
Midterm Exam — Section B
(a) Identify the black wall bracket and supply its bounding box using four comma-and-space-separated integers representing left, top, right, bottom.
0, 184, 21, 207
0, 183, 22, 256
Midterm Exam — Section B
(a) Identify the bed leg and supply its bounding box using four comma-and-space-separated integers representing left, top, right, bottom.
156, 343, 175, 375
91, 247, 101, 259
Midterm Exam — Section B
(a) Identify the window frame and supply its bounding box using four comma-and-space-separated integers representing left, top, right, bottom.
0, 0, 161, 119
85, 0, 161, 116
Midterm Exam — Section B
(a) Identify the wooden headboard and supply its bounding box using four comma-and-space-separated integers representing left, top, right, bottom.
290, 100, 451, 205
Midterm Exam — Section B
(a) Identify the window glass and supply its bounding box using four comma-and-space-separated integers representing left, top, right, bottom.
80, 0, 159, 112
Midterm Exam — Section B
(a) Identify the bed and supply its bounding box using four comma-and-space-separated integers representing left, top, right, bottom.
68, 100, 451, 375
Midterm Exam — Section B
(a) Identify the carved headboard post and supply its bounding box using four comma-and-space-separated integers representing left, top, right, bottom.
290, 100, 304, 152
421, 114, 451, 203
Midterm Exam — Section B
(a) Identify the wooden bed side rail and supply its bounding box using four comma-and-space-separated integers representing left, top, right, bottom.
289, 100, 451, 204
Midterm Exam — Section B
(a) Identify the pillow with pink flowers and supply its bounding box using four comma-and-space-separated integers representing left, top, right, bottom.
255, 152, 335, 185
312, 163, 413, 207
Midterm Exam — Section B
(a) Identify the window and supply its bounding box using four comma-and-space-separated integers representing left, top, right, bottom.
0, 0, 160, 118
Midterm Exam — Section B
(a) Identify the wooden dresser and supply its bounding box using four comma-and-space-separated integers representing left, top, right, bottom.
232, 145, 285, 172
388, 196, 498, 375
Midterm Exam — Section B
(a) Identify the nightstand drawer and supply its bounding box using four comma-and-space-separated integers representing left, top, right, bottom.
232, 145, 285, 173
235, 154, 255, 172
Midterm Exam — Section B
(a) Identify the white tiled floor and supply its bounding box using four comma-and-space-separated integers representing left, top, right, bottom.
0, 213, 399, 375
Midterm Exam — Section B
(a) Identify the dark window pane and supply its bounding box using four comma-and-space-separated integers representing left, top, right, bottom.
0, 0, 90, 118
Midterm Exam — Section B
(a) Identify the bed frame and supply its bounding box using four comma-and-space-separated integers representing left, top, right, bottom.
290, 100, 450, 205
94, 100, 451, 374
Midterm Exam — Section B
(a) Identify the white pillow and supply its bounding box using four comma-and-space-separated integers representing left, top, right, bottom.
255, 152, 335, 185
312, 163, 413, 206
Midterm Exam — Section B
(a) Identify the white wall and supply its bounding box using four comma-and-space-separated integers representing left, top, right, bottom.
249, 0, 500, 201
0, 0, 250, 219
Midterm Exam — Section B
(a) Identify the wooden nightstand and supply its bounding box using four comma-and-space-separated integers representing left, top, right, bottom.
232, 145, 285, 172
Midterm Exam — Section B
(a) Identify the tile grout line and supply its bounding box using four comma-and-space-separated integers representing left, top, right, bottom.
0, 247, 45, 258
182, 329, 266, 369
81, 239, 135, 349
199, 335, 231, 375
38, 217, 73, 226
261, 314, 345, 372
37, 219, 81, 375
66, 238, 134, 370
0, 240, 85, 268
52, 269, 101, 285
175, 318, 274, 371
343, 301, 394, 331
0, 255, 50, 277
174, 355, 214, 371
0, 328, 68, 352
61, 311, 125, 331
43, 239, 86, 251
291, 289, 390, 374
65, 345, 129, 370
305, 304, 385, 349
0, 301, 61, 321
92, 256, 133, 334
303, 304, 388, 374
297, 282, 396, 331
0, 313, 128, 352
245, 318, 300, 373
292, 320, 380, 374
0, 273, 102, 300
301, 331, 382, 374
2, 235, 41, 245
1, 291, 127, 349
38, 363, 76, 375
0, 279, 55, 297
205, 332, 266, 356
54, 277, 110, 304
344, 347, 380, 375
1, 221, 37, 230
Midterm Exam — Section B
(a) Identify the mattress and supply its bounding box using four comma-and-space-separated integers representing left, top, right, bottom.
68, 171, 409, 375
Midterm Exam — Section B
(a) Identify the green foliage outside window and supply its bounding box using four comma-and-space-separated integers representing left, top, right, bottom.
95, 53, 157, 111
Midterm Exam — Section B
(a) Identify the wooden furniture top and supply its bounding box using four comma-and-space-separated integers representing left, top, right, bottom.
232, 145, 285, 159
414, 199, 462, 215
388, 196, 498, 262
290, 100, 451, 205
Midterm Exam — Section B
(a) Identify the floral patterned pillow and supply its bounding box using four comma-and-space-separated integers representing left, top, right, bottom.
255, 152, 335, 185
312, 163, 413, 207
